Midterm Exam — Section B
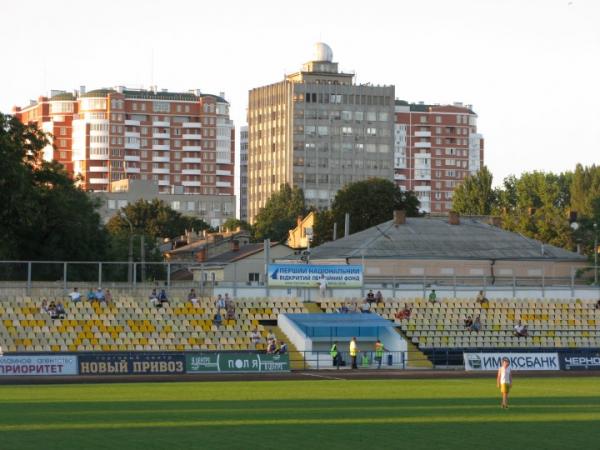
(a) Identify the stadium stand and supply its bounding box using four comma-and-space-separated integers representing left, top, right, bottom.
0, 295, 309, 353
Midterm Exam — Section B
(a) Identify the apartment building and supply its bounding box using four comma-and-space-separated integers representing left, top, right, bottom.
13, 86, 235, 197
394, 100, 484, 213
238, 125, 249, 221
247, 43, 395, 221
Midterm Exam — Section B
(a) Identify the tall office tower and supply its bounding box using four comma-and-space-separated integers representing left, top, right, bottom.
394, 101, 484, 213
13, 86, 235, 197
238, 125, 249, 221
247, 43, 395, 222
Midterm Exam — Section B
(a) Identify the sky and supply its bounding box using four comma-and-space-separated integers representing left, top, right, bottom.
1, 0, 598, 185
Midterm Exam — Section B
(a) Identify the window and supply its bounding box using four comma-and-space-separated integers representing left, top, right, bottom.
117, 200, 128, 208
249, 273, 260, 283
435, 116, 442, 123
108, 200, 116, 209
171, 201, 180, 210
378, 112, 388, 121
153, 102, 170, 113
420, 116, 428, 123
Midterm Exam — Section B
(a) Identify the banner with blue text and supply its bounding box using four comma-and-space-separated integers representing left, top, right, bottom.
268, 264, 363, 288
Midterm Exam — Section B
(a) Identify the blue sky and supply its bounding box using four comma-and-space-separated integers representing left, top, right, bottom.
1, 0, 598, 185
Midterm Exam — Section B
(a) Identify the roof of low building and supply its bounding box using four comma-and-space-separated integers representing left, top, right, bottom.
308, 217, 586, 261
395, 99, 475, 115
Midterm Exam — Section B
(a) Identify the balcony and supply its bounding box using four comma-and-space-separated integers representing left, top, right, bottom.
125, 142, 140, 150
125, 131, 140, 138
89, 178, 109, 184
124, 155, 140, 161
152, 168, 170, 174
152, 156, 170, 162
216, 157, 231, 164
125, 120, 140, 126
153, 121, 170, 127
183, 145, 201, 151
216, 181, 232, 188
216, 169, 231, 176
153, 132, 170, 139
89, 154, 109, 160
182, 169, 201, 175
182, 157, 201, 163
89, 166, 108, 172
182, 133, 201, 140
158, 180, 170, 186
182, 181, 201, 187
394, 173, 406, 180
125, 167, 140, 173
152, 144, 170, 151
415, 142, 431, 148
183, 122, 201, 128
415, 131, 431, 138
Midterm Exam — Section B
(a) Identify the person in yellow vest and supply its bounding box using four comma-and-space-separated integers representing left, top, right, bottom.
374, 340, 385, 369
350, 337, 359, 369
330, 341, 340, 369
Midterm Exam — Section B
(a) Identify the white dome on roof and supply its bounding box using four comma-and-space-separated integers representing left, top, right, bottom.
313, 42, 333, 62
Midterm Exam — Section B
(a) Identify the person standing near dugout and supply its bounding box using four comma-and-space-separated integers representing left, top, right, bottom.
349, 337, 359, 369
496, 357, 512, 409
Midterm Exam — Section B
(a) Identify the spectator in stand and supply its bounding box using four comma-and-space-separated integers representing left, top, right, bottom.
87, 288, 96, 302
215, 294, 225, 310
149, 289, 160, 308
338, 303, 349, 314
318, 274, 328, 298
471, 315, 481, 333
213, 312, 222, 327
251, 329, 261, 349
48, 300, 58, 319
95, 288, 105, 303
68, 287, 81, 303
513, 320, 528, 337
428, 289, 437, 304
40, 299, 49, 314
277, 341, 288, 355
158, 289, 169, 305
365, 290, 375, 304
596, 299, 600, 310
267, 329, 276, 343
55, 301, 66, 319
224, 293, 232, 307
188, 289, 199, 305
395, 304, 412, 320
267, 339, 277, 354
375, 290, 383, 304
476, 290, 489, 305
361, 301, 371, 314
464, 316, 473, 329
226, 303, 236, 320
104, 289, 113, 304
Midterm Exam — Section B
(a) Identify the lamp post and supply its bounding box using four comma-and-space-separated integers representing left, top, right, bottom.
120, 211, 134, 284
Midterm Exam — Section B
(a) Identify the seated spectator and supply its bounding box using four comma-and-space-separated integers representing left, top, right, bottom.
215, 294, 225, 310
213, 312, 222, 326
40, 299, 49, 314
104, 289, 112, 304
68, 287, 81, 302
361, 301, 371, 314
476, 290, 489, 305
338, 304, 349, 314
87, 288, 96, 302
513, 320, 528, 337
276, 341, 288, 355
224, 293, 232, 306
375, 290, 383, 303
395, 304, 412, 320
226, 304, 236, 320
267, 339, 277, 354
158, 289, 169, 305
149, 289, 160, 308
48, 300, 58, 319
464, 316, 473, 329
55, 301, 66, 319
471, 315, 481, 332
95, 288, 105, 302
596, 299, 600, 310
365, 290, 375, 304
251, 329, 261, 349
428, 289, 437, 304
188, 289, 198, 305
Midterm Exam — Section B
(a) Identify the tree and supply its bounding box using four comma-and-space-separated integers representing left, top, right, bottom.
452, 166, 496, 215
0, 113, 108, 269
253, 184, 305, 242
222, 218, 252, 233
570, 164, 600, 218
328, 178, 420, 237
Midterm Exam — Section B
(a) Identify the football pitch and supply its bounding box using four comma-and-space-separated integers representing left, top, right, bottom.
1, 377, 599, 450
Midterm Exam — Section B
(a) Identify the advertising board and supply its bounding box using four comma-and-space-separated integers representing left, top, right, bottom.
0, 355, 78, 376
186, 353, 289, 373
268, 264, 363, 288
78, 353, 185, 375
464, 352, 559, 371
560, 352, 600, 371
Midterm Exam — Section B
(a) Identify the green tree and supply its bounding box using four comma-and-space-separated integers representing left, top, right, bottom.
570, 164, 600, 218
253, 184, 306, 242
222, 218, 252, 233
452, 166, 496, 215
0, 113, 108, 269
328, 178, 420, 237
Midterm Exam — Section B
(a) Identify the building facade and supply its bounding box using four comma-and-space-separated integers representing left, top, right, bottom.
394, 101, 484, 213
91, 179, 235, 227
247, 43, 395, 221
238, 125, 249, 221
13, 86, 235, 197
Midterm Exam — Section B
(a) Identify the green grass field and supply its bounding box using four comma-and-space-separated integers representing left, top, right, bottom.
1, 377, 600, 450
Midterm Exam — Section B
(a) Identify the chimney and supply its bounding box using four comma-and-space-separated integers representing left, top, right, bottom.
448, 211, 460, 225
393, 210, 406, 226
231, 239, 240, 252
195, 247, 207, 262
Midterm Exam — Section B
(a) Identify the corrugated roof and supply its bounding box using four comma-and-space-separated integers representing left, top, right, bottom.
309, 217, 585, 261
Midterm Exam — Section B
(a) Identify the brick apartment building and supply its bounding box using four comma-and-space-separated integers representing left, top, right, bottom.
13, 86, 235, 197
394, 100, 484, 213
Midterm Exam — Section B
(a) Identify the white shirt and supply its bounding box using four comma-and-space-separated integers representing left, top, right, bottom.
499, 366, 511, 384
69, 291, 81, 301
